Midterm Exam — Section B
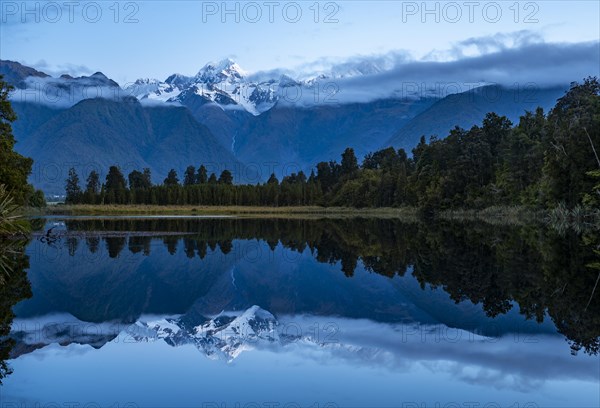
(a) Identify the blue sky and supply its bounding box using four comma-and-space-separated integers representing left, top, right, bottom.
1, 1, 599, 84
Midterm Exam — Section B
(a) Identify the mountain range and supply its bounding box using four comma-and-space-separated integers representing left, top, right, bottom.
1, 59, 568, 195
10, 305, 479, 363
12, 305, 593, 396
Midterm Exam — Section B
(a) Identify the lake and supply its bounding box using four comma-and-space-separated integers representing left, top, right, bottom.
1, 216, 598, 407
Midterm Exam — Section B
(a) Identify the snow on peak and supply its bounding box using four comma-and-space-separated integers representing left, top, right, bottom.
133, 78, 161, 85
196, 58, 246, 84
125, 57, 407, 115
126, 76, 185, 103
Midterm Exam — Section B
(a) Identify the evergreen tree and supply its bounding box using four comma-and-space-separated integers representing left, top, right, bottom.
164, 169, 179, 186
128, 170, 146, 190
142, 168, 152, 188
184, 165, 196, 186
482, 112, 513, 159
105, 166, 126, 190
267, 173, 279, 185
83, 170, 100, 204
316, 161, 340, 193
86, 170, 100, 194
197, 165, 208, 184
218, 170, 233, 185
65, 167, 82, 204
105, 166, 127, 204
296, 171, 307, 184
341, 147, 359, 176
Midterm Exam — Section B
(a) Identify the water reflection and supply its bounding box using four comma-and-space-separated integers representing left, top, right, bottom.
20, 217, 600, 355
0, 235, 32, 384
1, 217, 599, 405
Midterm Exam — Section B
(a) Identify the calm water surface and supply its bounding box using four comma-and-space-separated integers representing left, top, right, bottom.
0, 217, 598, 407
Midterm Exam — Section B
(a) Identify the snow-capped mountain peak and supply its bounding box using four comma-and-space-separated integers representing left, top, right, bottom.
126, 59, 273, 114
123, 306, 288, 362
124, 57, 406, 115
125, 77, 184, 102
196, 58, 246, 84
132, 78, 161, 86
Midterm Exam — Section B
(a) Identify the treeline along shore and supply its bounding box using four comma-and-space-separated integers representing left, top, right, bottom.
61, 78, 600, 219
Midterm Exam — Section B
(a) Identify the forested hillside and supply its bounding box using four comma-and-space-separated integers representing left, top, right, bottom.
64, 78, 600, 213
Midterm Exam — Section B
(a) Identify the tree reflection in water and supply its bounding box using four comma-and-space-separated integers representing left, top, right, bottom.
0, 236, 32, 384
3, 215, 598, 385
52, 217, 600, 355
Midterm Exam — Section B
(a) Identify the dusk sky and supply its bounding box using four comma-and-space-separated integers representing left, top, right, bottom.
1, 1, 599, 84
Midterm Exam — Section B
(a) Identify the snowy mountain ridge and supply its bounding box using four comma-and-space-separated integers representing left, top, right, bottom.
124, 58, 401, 116
5, 57, 489, 114
12, 306, 338, 362
125, 59, 294, 115
131, 305, 296, 361
11, 305, 516, 370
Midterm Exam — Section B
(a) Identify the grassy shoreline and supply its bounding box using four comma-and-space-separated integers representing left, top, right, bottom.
23, 204, 600, 232
26, 204, 551, 224
32, 204, 421, 219
438, 205, 547, 225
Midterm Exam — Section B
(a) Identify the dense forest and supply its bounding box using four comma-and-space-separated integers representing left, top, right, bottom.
64, 78, 600, 213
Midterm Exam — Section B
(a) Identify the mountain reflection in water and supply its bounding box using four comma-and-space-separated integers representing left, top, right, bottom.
1, 217, 598, 406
